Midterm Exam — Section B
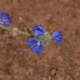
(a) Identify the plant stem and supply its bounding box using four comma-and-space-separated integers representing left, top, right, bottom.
0, 24, 30, 36
18, 31, 29, 36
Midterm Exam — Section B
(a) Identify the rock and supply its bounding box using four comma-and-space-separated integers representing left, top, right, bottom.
50, 69, 56, 76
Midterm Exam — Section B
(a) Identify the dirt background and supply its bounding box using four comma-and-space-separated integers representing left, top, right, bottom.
0, 0, 80, 80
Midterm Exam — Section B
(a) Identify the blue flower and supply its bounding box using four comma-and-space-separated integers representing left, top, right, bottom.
0, 11, 11, 26
32, 24, 45, 36
27, 38, 44, 53
52, 31, 63, 44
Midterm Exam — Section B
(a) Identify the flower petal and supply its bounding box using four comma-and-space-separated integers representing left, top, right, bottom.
32, 30, 39, 36
52, 37, 58, 42
32, 45, 44, 53
27, 38, 35, 45
38, 46, 44, 53
1, 11, 5, 16
57, 35, 63, 40
57, 40, 62, 44
52, 37, 63, 44
34, 24, 39, 30
52, 31, 62, 38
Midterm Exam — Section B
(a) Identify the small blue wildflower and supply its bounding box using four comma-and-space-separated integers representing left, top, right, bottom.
0, 11, 11, 26
51, 31, 63, 44
32, 24, 45, 36
27, 38, 44, 53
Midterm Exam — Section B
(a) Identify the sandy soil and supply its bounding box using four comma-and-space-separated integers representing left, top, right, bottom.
0, 0, 80, 80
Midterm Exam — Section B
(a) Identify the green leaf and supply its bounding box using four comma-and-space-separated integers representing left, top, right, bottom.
39, 23, 43, 27
3, 27, 12, 31
25, 28, 33, 34
28, 45, 30, 48
28, 35, 35, 38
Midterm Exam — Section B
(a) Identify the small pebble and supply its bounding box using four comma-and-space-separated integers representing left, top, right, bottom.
50, 69, 56, 76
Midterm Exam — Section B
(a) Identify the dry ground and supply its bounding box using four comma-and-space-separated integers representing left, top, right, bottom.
0, 0, 80, 80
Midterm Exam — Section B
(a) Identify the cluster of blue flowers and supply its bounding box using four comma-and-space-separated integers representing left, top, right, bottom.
27, 24, 63, 53
0, 11, 63, 53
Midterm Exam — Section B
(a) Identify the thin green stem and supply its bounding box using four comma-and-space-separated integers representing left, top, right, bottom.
0, 24, 30, 36
18, 30, 29, 36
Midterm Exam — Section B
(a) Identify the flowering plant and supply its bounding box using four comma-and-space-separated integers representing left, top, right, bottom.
0, 11, 63, 53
